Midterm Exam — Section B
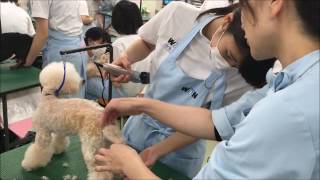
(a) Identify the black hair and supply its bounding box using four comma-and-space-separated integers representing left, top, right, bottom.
0, 0, 18, 3
292, 0, 320, 39
239, 0, 320, 39
84, 27, 111, 46
111, 0, 143, 35
199, 4, 276, 88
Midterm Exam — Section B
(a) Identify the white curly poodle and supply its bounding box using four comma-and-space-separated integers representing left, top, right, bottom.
21, 62, 123, 180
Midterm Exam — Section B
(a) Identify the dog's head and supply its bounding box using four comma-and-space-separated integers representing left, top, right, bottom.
39, 62, 82, 95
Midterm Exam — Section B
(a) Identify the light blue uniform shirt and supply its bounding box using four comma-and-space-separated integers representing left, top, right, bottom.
195, 50, 320, 179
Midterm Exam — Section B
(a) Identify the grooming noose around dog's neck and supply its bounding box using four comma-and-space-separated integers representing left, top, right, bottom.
54, 61, 67, 96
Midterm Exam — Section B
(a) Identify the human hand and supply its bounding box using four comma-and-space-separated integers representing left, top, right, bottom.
99, 53, 109, 64
101, 98, 145, 126
140, 145, 161, 167
95, 144, 141, 174
110, 53, 132, 85
23, 60, 33, 67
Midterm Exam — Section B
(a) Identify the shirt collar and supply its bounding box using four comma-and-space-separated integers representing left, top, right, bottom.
267, 50, 320, 93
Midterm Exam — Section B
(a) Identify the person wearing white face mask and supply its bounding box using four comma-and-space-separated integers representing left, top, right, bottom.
97, 0, 319, 179
210, 26, 233, 69
84, 1, 151, 101
83, 27, 122, 100
98, 2, 275, 178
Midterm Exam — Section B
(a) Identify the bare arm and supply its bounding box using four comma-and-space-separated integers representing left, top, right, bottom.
103, 98, 216, 140
141, 132, 199, 167
142, 99, 215, 140
156, 132, 198, 156
111, 38, 155, 83
24, 18, 48, 66
81, 15, 94, 25
124, 37, 155, 64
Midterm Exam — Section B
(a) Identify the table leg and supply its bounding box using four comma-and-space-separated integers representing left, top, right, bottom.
2, 95, 9, 151
103, 15, 106, 30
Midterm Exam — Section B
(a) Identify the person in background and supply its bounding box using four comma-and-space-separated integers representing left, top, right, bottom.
94, 0, 119, 29
24, 0, 87, 98
97, 1, 274, 178
84, 27, 111, 61
85, 0, 150, 101
79, 0, 96, 38
1, 0, 35, 67
17, 0, 30, 14
1, 0, 34, 36
80, 0, 94, 26
83, 27, 117, 101
95, 0, 319, 179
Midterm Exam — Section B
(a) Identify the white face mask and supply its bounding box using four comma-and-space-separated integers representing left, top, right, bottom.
89, 41, 106, 57
92, 47, 106, 57
210, 27, 230, 70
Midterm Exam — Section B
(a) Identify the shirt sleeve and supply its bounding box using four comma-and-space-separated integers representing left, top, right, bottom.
138, 2, 179, 45
26, 15, 35, 36
212, 84, 269, 140
79, 0, 89, 16
112, 40, 125, 61
31, 0, 50, 19
195, 95, 316, 179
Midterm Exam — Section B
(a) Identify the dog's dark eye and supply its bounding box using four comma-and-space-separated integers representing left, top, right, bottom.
82, 80, 86, 85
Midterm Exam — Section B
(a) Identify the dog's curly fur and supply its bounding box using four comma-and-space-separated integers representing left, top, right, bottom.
21, 62, 123, 180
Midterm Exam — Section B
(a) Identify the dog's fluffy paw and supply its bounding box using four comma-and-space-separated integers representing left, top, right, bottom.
88, 171, 113, 180
21, 143, 54, 171
52, 135, 70, 154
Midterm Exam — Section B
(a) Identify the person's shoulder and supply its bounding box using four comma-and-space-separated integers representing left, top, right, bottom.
159, 2, 201, 32
165, 1, 200, 17
166, 1, 199, 11
282, 62, 319, 99
113, 35, 139, 47
16, 6, 31, 18
250, 63, 319, 124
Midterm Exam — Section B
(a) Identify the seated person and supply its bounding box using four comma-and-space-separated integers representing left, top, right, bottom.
84, 27, 111, 78
85, 1, 151, 102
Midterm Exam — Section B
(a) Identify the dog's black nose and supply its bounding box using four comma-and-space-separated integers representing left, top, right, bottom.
82, 80, 86, 85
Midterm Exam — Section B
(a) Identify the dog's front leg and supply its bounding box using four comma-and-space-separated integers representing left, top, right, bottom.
21, 130, 54, 171
52, 133, 70, 154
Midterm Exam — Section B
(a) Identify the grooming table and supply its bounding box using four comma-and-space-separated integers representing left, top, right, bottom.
0, 136, 190, 180
0, 60, 41, 151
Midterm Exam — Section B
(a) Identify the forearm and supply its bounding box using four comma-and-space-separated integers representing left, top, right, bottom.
154, 132, 198, 158
25, 18, 48, 66
124, 157, 160, 179
140, 99, 216, 140
125, 37, 155, 64
81, 15, 93, 25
